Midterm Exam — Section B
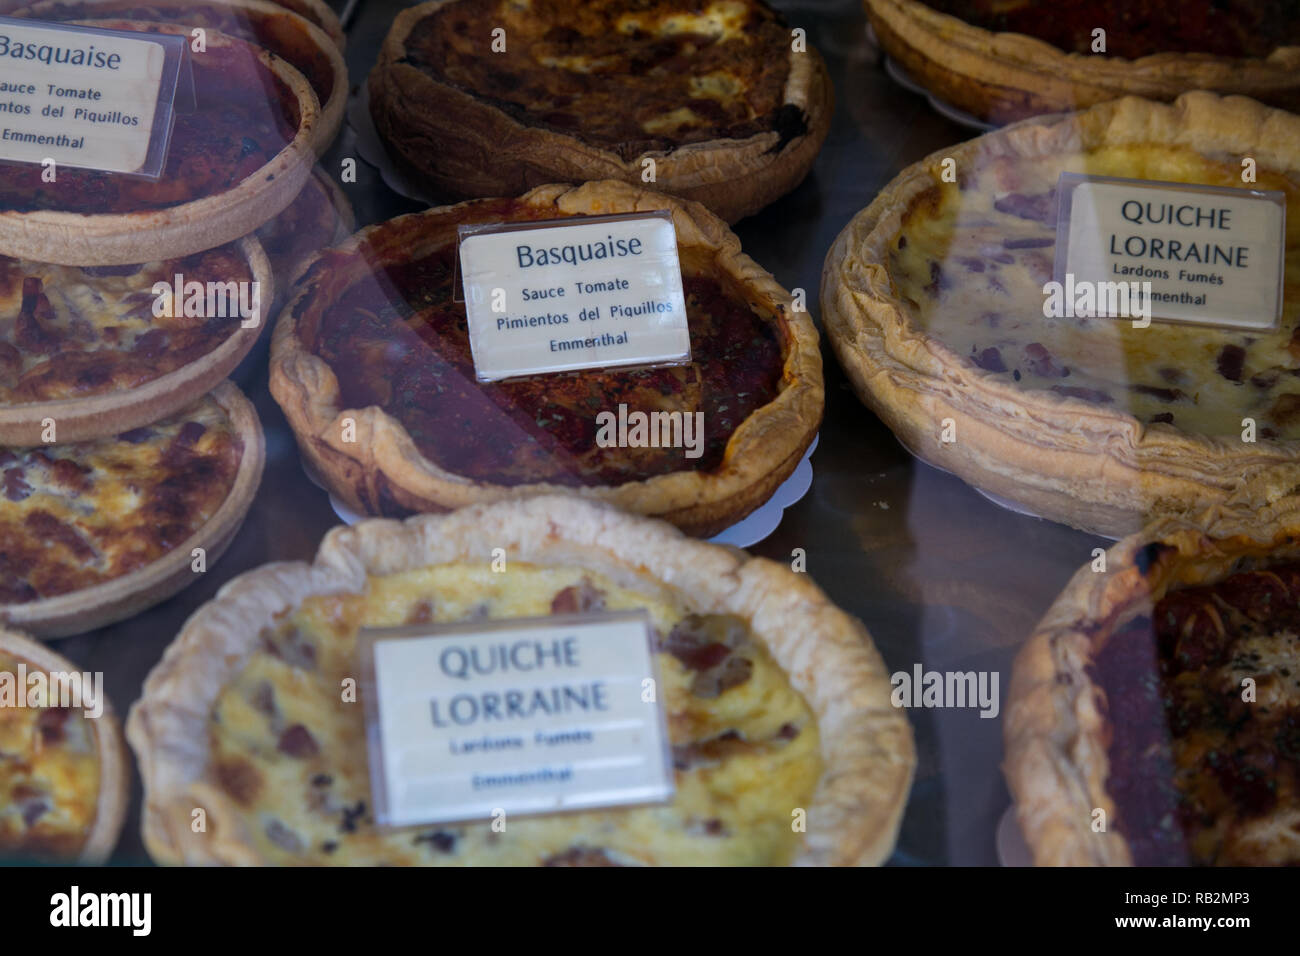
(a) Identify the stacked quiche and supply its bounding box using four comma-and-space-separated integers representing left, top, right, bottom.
0, 3, 360, 641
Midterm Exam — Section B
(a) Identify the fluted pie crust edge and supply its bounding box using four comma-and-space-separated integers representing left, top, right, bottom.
821, 93, 1300, 538
126, 495, 915, 866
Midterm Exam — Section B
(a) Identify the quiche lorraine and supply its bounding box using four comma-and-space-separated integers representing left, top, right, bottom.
1006, 481, 1300, 865
126, 496, 914, 866
0, 381, 264, 638
0, 22, 318, 267
368, 0, 832, 223
822, 93, 1300, 537
0, 237, 271, 446
866, 0, 1300, 124
0, 628, 126, 862
11, 0, 348, 154
271, 181, 823, 537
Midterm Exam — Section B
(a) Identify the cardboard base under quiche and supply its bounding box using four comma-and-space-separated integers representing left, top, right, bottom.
305, 435, 819, 549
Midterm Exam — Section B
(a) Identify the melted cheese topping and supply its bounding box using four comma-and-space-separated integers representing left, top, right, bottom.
0, 653, 100, 860
0, 245, 253, 404
0, 396, 241, 603
208, 564, 822, 865
893, 144, 1300, 437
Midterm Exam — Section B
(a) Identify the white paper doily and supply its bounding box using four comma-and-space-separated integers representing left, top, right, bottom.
303, 434, 817, 550
864, 24, 996, 133
347, 79, 441, 204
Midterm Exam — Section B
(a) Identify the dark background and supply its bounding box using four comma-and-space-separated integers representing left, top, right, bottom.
55, 0, 1110, 866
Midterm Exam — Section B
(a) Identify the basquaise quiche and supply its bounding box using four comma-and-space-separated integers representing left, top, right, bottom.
0, 0, 345, 43
866, 0, 1300, 124
823, 93, 1300, 537
272, 180, 823, 537
0, 237, 271, 445
11, 0, 348, 154
369, 0, 832, 223
1007, 479, 1300, 865
0, 22, 318, 266
127, 497, 914, 866
0, 381, 264, 638
0, 627, 126, 863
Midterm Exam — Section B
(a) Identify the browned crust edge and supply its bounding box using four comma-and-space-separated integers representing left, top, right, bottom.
0, 626, 128, 864
1004, 478, 1300, 866
0, 23, 319, 267
821, 92, 1300, 538
125, 495, 915, 866
865, 0, 1300, 124
0, 379, 266, 639
367, 0, 833, 224
271, 180, 824, 538
11, 0, 346, 155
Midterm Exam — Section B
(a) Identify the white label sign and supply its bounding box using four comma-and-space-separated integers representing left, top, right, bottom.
458, 211, 692, 382
362, 612, 674, 828
1056, 173, 1286, 330
0, 18, 185, 176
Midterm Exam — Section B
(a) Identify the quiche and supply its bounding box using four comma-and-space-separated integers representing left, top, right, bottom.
11, 0, 348, 154
0, 381, 264, 638
271, 180, 823, 537
0, 0, 344, 40
822, 93, 1300, 537
866, 0, 1300, 124
1006, 480, 1300, 865
126, 496, 914, 866
0, 237, 271, 446
0, 627, 126, 862
368, 0, 832, 224
0, 22, 318, 267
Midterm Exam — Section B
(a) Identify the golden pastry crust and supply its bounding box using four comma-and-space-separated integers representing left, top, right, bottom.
271, 180, 823, 538
0, 236, 272, 446
0, 380, 265, 638
368, 0, 832, 224
1005, 478, 1300, 866
821, 93, 1300, 538
0, 23, 318, 267
0, 627, 127, 863
126, 495, 915, 866
866, 0, 1300, 124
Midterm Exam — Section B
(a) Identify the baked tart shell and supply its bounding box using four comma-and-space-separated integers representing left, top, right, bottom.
11, 0, 346, 156
367, 0, 833, 224
271, 180, 824, 538
0, 626, 128, 863
0, 380, 265, 639
0, 22, 319, 267
865, 0, 1300, 124
821, 93, 1300, 538
0, 236, 273, 446
126, 495, 915, 866
1004, 480, 1300, 865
